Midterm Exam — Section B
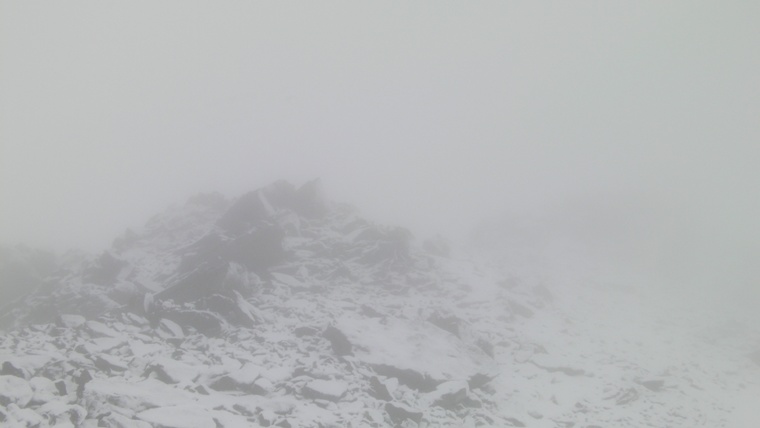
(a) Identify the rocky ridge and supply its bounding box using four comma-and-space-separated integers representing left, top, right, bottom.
1, 180, 759, 427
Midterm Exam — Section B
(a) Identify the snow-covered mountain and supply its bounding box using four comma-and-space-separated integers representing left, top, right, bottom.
1, 180, 758, 427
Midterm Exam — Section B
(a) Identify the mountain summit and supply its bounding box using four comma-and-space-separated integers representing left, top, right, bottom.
0, 180, 755, 427
0, 180, 507, 427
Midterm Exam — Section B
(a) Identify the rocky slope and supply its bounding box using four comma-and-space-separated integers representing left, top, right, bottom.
1, 180, 758, 427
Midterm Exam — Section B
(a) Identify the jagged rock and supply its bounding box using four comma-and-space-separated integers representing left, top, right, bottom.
427, 380, 481, 410
210, 363, 266, 394
232, 290, 265, 325
373, 364, 440, 392
637, 379, 665, 392
36, 401, 87, 426
385, 402, 423, 425
360, 304, 384, 318
508, 300, 534, 318
29, 376, 59, 405
216, 181, 298, 235
428, 312, 462, 336
94, 355, 128, 373
303, 379, 348, 402
261, 367, 294, 384
293, 179, 328, 218
83, 250, 126, 284
55, 380, 68, 396
226, 225, 286, 271
0, 375, 33, 406
157, 262, 228, 303
156, 308, 226, 337
75, 369, 92, 399
85, 320, 121, 338
108, 281, 143, 306
3, 403, 46, 427
157, 318, 185, 338
1, 361, 26, 378
293, 326, 319, 337
368, 376, 393, 401
504, 416, 526, 427
58, 314, 86, 329
217, 190, 276, 235
427, 312, 494, 358
323, 325, 353, 356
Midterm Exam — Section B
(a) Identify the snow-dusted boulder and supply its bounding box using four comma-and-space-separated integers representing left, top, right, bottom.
29, 376, 59, 405
58, 314, 86, 329
335, 316, 498, 391
0, 375, 33, 407
302, 379, 348, 402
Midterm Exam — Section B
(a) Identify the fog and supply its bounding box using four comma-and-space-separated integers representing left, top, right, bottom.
1, 3, 759, 424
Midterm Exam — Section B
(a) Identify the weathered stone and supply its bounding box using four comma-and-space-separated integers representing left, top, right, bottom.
427, 381, 477, 410
638, 379, 665, 392
58, 314, 86, 329
385, 402, 422, 425
1, 361, 25, 378
302, 379, 348, 402
373, 364, 440, 393
83, 251, 126, 284
0, 375, 33, 407
323, 325, 353, 356
508, 300, 534, 318
368, 376, 393, 401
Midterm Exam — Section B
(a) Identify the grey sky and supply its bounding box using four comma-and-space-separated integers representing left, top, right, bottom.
1, 2, 758, 256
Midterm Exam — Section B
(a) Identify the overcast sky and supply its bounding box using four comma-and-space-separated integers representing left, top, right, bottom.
1, 2, 759, 259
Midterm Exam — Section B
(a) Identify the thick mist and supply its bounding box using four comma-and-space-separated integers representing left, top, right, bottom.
2, 0, 758, 324
1, 3, 759, 425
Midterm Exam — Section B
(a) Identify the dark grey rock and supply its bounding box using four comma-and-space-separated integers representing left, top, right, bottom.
373, 364, 440, 392
323, 326, 352, 356
385, 402, 422, 425
368, 376, 393, 401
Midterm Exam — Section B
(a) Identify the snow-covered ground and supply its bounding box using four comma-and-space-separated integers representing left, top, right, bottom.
1, 181, 758, 427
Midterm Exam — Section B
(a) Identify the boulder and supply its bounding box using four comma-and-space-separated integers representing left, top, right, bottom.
0, 375, 33, 407
368, 376, 393, 401
302, 379, 348, 402
335, 316, 498, 391
1, 361, 26, 378
29, 376, 59, 405
293, 179, 328, 218
385, 402, 422, 425
83, 251, 126, 284
217, 190, 276, 235
58, 314, 86, 329
426, 380, 481, 410
323, 325, 353, 356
